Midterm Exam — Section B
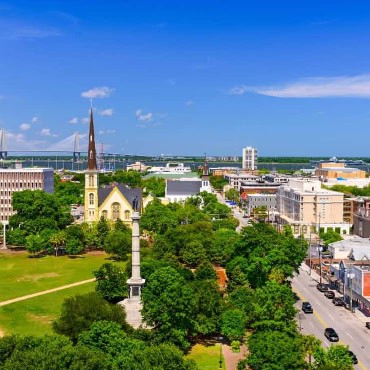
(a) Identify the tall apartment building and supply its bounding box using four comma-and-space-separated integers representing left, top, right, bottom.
276, 179, 349, 236
242, 147, 257, 170
0, 168, 54, 222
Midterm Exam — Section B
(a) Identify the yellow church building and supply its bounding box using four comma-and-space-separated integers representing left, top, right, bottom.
84, 109, 142, 225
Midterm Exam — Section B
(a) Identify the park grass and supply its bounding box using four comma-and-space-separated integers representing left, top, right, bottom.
187, 343, 226, 370
0, 281, 96, 336
0, 252, 125, 301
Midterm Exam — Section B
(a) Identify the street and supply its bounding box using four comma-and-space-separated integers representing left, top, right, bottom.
292, 266, 370, 369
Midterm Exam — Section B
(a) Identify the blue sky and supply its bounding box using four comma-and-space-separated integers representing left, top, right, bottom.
1, 1, 370, 156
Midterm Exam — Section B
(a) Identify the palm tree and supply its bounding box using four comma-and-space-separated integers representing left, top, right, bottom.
301, 334, 321, 367
50, 231, 66, 256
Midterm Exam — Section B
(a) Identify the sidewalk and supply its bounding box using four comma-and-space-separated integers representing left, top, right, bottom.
299, 263, 370, 323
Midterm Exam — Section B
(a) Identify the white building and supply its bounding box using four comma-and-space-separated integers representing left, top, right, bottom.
276, 179, 350, 236
224, 173, 259, 190
246, 194, 276, 216
0, 167, 54, 221
147, 163, 191, 175
242, 147, 257, 170
328, 237, 370, 260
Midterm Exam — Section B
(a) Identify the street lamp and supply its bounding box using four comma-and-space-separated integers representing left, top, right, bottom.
218, 336, 223, 369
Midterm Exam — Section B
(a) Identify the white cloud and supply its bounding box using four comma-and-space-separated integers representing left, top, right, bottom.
98, 129, 116, 135
6, 132, 45, 151
81, 117, 89, 124
40, 128, 57, 137
81, 86, 114, 99
98, 109, 113, 116
229, 85, 249, 95
232, 75, 370, 98
69, 117, 78, 124
135, 109, 153, 122
19, 123, 31, 131
31, 116, 38, 123
185, 100, 194, 106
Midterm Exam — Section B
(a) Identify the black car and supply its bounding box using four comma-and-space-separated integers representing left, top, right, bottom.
324, 328, 339, 342
324, 290, 335, 299
366, 322, 370, 329
317, 283, 329, 292
302, 302, 313, 313
332, 297, 345, 306
348, 350, 358, 365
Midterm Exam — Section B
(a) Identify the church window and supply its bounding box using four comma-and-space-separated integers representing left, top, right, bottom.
112, 202, 120, 221
89, 193, 94, 205
89, 175, 94, 187
102, 210, 108, 220
124, 210, 130, 220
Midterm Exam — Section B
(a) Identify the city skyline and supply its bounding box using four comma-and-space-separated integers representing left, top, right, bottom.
1, 1, 370, 156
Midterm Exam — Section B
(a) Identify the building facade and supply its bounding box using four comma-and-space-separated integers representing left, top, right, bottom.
224, 173, 259, 190
245, 194, 276, 216
276, 179, 349, 236
0, 167, 54, 222
242, 146, 257, 170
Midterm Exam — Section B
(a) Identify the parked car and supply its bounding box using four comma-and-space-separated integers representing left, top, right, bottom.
302, 302, 313, 314
366, 322, 370, 329
317, 283, 329, 292
348, 350, 358, 365
324, 328, 339, 342
324, 290, 335, 299
332, 297, 345, 306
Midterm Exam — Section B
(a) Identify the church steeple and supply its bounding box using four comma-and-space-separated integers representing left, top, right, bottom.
202, 153, 209, 180
87, 108, 97, 171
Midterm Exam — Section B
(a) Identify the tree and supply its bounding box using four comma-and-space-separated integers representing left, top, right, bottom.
114, 218, 128, 232
252, 281, 296, 331
180, 240, 207, 267
192, 280, 223, 336
104, 230, 131, 260
194, 261, 217, 280
221, 308, 246, 341
228, 285, 255, 326
65, 225, 85, 255
25, 234, 45, 255
97, 216, 110, 248
141, 267, 196, 349
53, 291, 126, 342
209, 176, 228, 191
93, 263, 128, 302
142, 176, 166, 197
301, 335, 321, 367
247, 330, 305, 370
9, 190, 72, 235
211, 228, 242, 265
140, 199, 178, 234
320, 229, 343, 246
49, 231, 66, 256
313, 345, 354, 370
225, 188, 240, 203
6, 229, 27, 247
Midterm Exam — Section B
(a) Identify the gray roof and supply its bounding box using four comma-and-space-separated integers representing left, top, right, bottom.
166, 180, 202, 196
98, 183, 142, 207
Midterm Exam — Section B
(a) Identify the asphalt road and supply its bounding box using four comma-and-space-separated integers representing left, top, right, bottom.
292, 267, 370, 369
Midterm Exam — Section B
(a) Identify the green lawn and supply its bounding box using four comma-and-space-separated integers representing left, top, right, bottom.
0, 252, 124, 301
187, 343, 226, 370
0, 281, 96, 336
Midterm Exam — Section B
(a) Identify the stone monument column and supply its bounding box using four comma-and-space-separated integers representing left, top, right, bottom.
127, 211, 145, 299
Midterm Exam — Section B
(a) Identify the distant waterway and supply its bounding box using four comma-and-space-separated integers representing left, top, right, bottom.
5, 159, 370, 172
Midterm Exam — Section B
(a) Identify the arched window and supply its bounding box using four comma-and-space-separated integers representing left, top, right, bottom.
102, 210, 108, 220
89, 193, 94, 205
124, 210, 130, 220
112, 202, 120, 221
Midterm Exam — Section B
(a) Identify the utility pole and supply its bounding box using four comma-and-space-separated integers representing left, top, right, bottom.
317, 213, 322, 284
348, 265, 355, 313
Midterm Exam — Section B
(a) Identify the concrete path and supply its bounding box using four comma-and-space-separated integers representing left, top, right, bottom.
223, 343, 248, 370
0, 278, 95, 307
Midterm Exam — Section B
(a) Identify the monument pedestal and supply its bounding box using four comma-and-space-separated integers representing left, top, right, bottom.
119, 298, 144, 329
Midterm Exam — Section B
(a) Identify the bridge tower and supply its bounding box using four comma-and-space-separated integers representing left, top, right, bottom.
0, 129, 7, 160
73, 132, 81, 162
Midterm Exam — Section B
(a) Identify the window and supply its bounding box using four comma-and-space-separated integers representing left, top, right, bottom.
112, 202, 120, 221
89, 193, 94, 205
89, 175, 94, 187
124, 210, 130, 220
